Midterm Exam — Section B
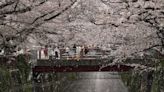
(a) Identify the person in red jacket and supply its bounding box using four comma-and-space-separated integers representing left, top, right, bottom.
44, 45, 49, 59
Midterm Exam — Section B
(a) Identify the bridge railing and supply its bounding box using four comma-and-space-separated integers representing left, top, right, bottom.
33, 47, 113, 67
36, 58, 111, 66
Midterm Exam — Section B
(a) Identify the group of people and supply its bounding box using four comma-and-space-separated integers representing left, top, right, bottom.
0, 47, 26, 56
37, 44, 90, 60
37, 46, 60, 60
0, 44, 91, 60
64, 44, 90, 60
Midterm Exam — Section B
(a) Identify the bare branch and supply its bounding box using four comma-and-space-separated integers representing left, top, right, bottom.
0, 6, 31, 15
44, 0, 77, 21
0, 0, 17, 9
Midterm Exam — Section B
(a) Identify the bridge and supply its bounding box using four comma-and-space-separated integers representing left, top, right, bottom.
32, 48, 135, 73
32, 59, 134, 73
29, 47, 137, 83
0, 48, 135, 73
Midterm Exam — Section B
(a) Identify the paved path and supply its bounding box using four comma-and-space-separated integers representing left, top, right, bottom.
61, 72, 128, 92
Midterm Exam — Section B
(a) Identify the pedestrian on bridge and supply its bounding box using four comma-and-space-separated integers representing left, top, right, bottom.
65, 46, 70, 55
54, 46, 60, 59
76, 46, 82, 61
73, 44, 76, 54
65, 46, 70, 60
84, 46, 89, 55
39, 47, 45, 59
0, 48, 4, 55
44, 45, 49, 59
16, 47, 24, 56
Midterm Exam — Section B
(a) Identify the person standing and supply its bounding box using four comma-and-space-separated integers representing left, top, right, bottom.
76, 46, 81, 61
81, 45, 85, 58
40, 47, 45, 59
16, 47, 24, 56
65, 46, 70, 60
0, 48, 4, 55
37, 47, 42, 59
84, 46, 89, 55
48, 45, 53, 59
73, 44, 76, 55
54, 47, 60, 59
44, 45, 49, 59
65, 46, 70, 55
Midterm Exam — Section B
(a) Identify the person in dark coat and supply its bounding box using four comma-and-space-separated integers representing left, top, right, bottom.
73, 44, 76, 54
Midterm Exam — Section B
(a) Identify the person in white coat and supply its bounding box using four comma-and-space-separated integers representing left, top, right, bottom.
39, 47, 45, 59
16, 47, 24, 56
76, 46, 81, 61
65, 47, 70, 55
65, 46, 70, 59
0, 48, 4, 55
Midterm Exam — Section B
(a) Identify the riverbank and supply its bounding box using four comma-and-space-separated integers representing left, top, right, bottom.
120, 59, 164, 92
0, 55, 163, 92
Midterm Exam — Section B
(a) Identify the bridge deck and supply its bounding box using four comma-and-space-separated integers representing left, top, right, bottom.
33, 65, 134, 72
33, 58, 134, 72
36, 58, 111, 66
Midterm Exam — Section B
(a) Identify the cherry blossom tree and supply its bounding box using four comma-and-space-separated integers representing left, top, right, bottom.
61, 0, 164, 62
0, 0, 163, 61
0, 0, 78, 54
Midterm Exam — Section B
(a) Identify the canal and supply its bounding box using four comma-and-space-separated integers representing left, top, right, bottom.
33, 72, 128, 92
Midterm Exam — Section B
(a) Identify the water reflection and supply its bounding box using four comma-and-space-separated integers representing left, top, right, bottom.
33, 72, 128, 92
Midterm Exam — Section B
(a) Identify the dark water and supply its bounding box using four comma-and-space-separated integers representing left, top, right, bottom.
33, 72, 128, 92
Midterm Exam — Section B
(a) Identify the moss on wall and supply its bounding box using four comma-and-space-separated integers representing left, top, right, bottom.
0, 55, 32, 92
0, 66, 11, 92
121, 59, 164, 92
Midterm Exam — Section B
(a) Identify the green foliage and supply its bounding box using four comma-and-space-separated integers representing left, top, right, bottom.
151, 59, 164, 92
0, 66, 11, 92
159, 59, 164, 68
151, 76, 160, 92
67, 73, 77, 80
0, 55, 32, 92
120, 72, 132, 86
120, 72, 142, 92
16, 55, 31, 83
22, 83, 33, 92
121, 59, 164, 92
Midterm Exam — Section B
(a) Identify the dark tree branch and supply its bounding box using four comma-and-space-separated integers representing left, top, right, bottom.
44, 30, 58, 35
44, 0, 77, 21
0, 23, 19, 33
91, 20, 119, 27
0, 0, 17, 9
31, 9, 56, 24
143, 44, 162, 51
0, 6, 31, 15
14, 0, 19, 11
131, 44, 162, 56
0, 0, 48, 16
